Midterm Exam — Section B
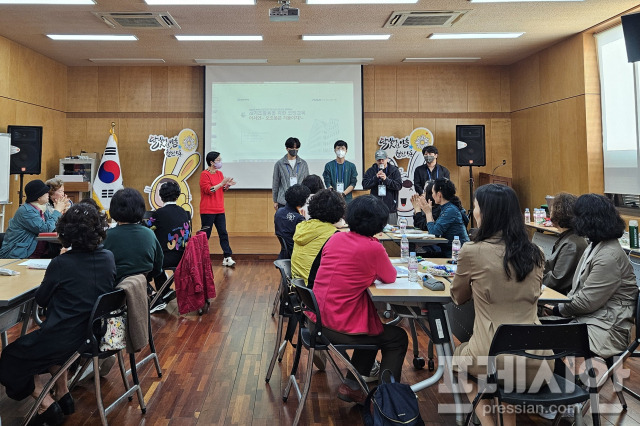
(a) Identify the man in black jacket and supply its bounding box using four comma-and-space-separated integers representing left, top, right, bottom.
362, 149, 403, 225
413, 145, 450, 195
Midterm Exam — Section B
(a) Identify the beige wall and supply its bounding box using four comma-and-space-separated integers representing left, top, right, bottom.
0, 36, 67, 225
509, 33, 604, 212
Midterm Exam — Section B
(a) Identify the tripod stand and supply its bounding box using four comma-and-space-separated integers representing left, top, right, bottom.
467, 165, 474, 228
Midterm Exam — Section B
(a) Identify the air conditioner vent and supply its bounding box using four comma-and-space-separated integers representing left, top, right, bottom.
384, 11, 466, 28
94, 12, 180, 29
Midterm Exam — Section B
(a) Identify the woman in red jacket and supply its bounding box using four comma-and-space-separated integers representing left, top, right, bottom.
199, 151, 237, 267
312, 195, 408, 404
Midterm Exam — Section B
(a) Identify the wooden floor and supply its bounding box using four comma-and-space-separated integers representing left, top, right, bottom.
3, 259, 640, 425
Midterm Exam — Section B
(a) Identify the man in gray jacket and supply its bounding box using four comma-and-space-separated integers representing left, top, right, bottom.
272, 137, 309, 210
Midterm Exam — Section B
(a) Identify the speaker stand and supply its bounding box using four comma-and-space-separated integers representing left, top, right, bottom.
468, 165, 474, 228
18, 174, 25, 206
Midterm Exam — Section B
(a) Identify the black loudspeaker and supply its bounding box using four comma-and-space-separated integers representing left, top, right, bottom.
9, 125, 42, 175
456, 125, 486, 167
622, 12, 640, 63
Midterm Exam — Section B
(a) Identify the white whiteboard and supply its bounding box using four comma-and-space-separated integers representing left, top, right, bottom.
0, 133, 9, 203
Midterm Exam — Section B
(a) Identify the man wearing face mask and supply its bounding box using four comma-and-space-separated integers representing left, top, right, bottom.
273, 137, 309, 211
322, 140, 358, 203
413, 145, 450, 195
362, 149, 403, 225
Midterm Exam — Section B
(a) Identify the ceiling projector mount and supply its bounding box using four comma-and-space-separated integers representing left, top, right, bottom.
270, 0, 299, 22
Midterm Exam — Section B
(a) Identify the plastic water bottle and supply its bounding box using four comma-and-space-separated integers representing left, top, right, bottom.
630, 220, 639, 249
400, 234, 409, 261
408, 252, 419, 282
398, 217, 408, 235
524, 208, 531, 224
452, 236, 461, 264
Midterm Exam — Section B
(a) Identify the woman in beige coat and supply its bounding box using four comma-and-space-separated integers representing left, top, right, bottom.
549, 194, 637, 358
451, 184, 551, 426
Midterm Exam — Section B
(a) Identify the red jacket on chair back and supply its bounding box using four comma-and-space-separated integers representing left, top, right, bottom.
174, 232, 216, 314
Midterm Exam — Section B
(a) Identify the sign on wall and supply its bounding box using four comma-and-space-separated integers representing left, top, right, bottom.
144, 129, 201, 216
376, 127, 434, 224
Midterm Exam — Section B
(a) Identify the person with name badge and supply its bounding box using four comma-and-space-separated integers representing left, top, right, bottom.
362, 149, 402, 225
272, 137, 309, 211
413, 145, 450, 196
322, 140, 358, 203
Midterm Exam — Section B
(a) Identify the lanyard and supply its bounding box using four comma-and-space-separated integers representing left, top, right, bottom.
335, 161, 345, 183
427, 165, 439, 181
287, 162, 300, 177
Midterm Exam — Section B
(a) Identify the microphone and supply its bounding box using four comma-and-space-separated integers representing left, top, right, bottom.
492, 160, 507, 175
378, 163, 384, 170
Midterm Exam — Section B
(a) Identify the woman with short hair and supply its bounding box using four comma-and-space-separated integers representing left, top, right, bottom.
0, 180, 67, 259
542, 193, 588, 294
44, 178, 71, 216
311, 195, 408, 404
102, 188, 164, 285
0, 204, 115, 426
547, 194, 638, 358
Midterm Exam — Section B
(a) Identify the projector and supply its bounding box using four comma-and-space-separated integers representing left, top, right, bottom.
269, 6, 299, 22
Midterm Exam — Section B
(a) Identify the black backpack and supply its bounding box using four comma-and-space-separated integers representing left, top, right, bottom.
362, 370, 425, 426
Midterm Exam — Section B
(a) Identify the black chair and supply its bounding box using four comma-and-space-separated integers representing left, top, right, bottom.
23, 289, 146, 426
466, 323, 600, 426
0, 232, 5, 249
284, 279, 378, 426
265, 259, 296, 383
276, 234, 291, 260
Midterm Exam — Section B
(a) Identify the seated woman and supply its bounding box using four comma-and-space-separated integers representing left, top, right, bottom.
291, 189, 345, 287
0, 204, 115, 426
547, 194, 638, 359
145, 181, 191, 302
0, 180, 67, 259
451, 184, 551, 426
411, 178, 469, 257
274, 184, 310, 259
312, 195, 408, 403
542, 193, 588, 295
103, 188, 164, 309
44, 178, 71, 216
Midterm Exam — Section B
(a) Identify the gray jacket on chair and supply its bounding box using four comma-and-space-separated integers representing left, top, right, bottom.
558, 239, 638, 358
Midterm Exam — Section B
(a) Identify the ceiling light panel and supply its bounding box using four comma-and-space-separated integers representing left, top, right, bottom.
176, 35, 262, 41
403, 57, 481, 62
195, 59, 268, 63
307, 0, 416, 4
0, 0, 94, 3
428, 32, 524, 39
302, 34, 391, 41
89, 58, 165, 63
146, 0, 255, 3
47, 34, 138, 41
470, 0, 581, 2
299, 58, 374, 63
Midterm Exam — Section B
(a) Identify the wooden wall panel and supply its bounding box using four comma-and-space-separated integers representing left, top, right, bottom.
151, 67, 169, 112
362, 66, 375, 112
540, 34, 585, 104
510, 54, 541, 112
396, 66, 418, 112
583, 33, 601, 95
374, 66, 397, 112
418, 65, 467, 113
98, 67, 121, 112
168, 67, 203, 113
119, 67, 152, 112
67, 68, 98, 112
585, 94, 604, 194
467, 66, 502, 113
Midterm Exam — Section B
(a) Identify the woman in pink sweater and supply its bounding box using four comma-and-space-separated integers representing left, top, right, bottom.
312, 195, 408, 404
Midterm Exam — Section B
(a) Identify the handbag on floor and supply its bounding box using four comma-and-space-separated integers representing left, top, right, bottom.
362, 370, 425, 426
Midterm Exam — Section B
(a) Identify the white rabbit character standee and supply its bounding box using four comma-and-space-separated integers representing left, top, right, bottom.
145, 128, 202, 216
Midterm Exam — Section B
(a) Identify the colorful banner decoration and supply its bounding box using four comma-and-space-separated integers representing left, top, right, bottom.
144, 128, 201, 216
376, 128, 434, 225
92, 124, 124, 210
